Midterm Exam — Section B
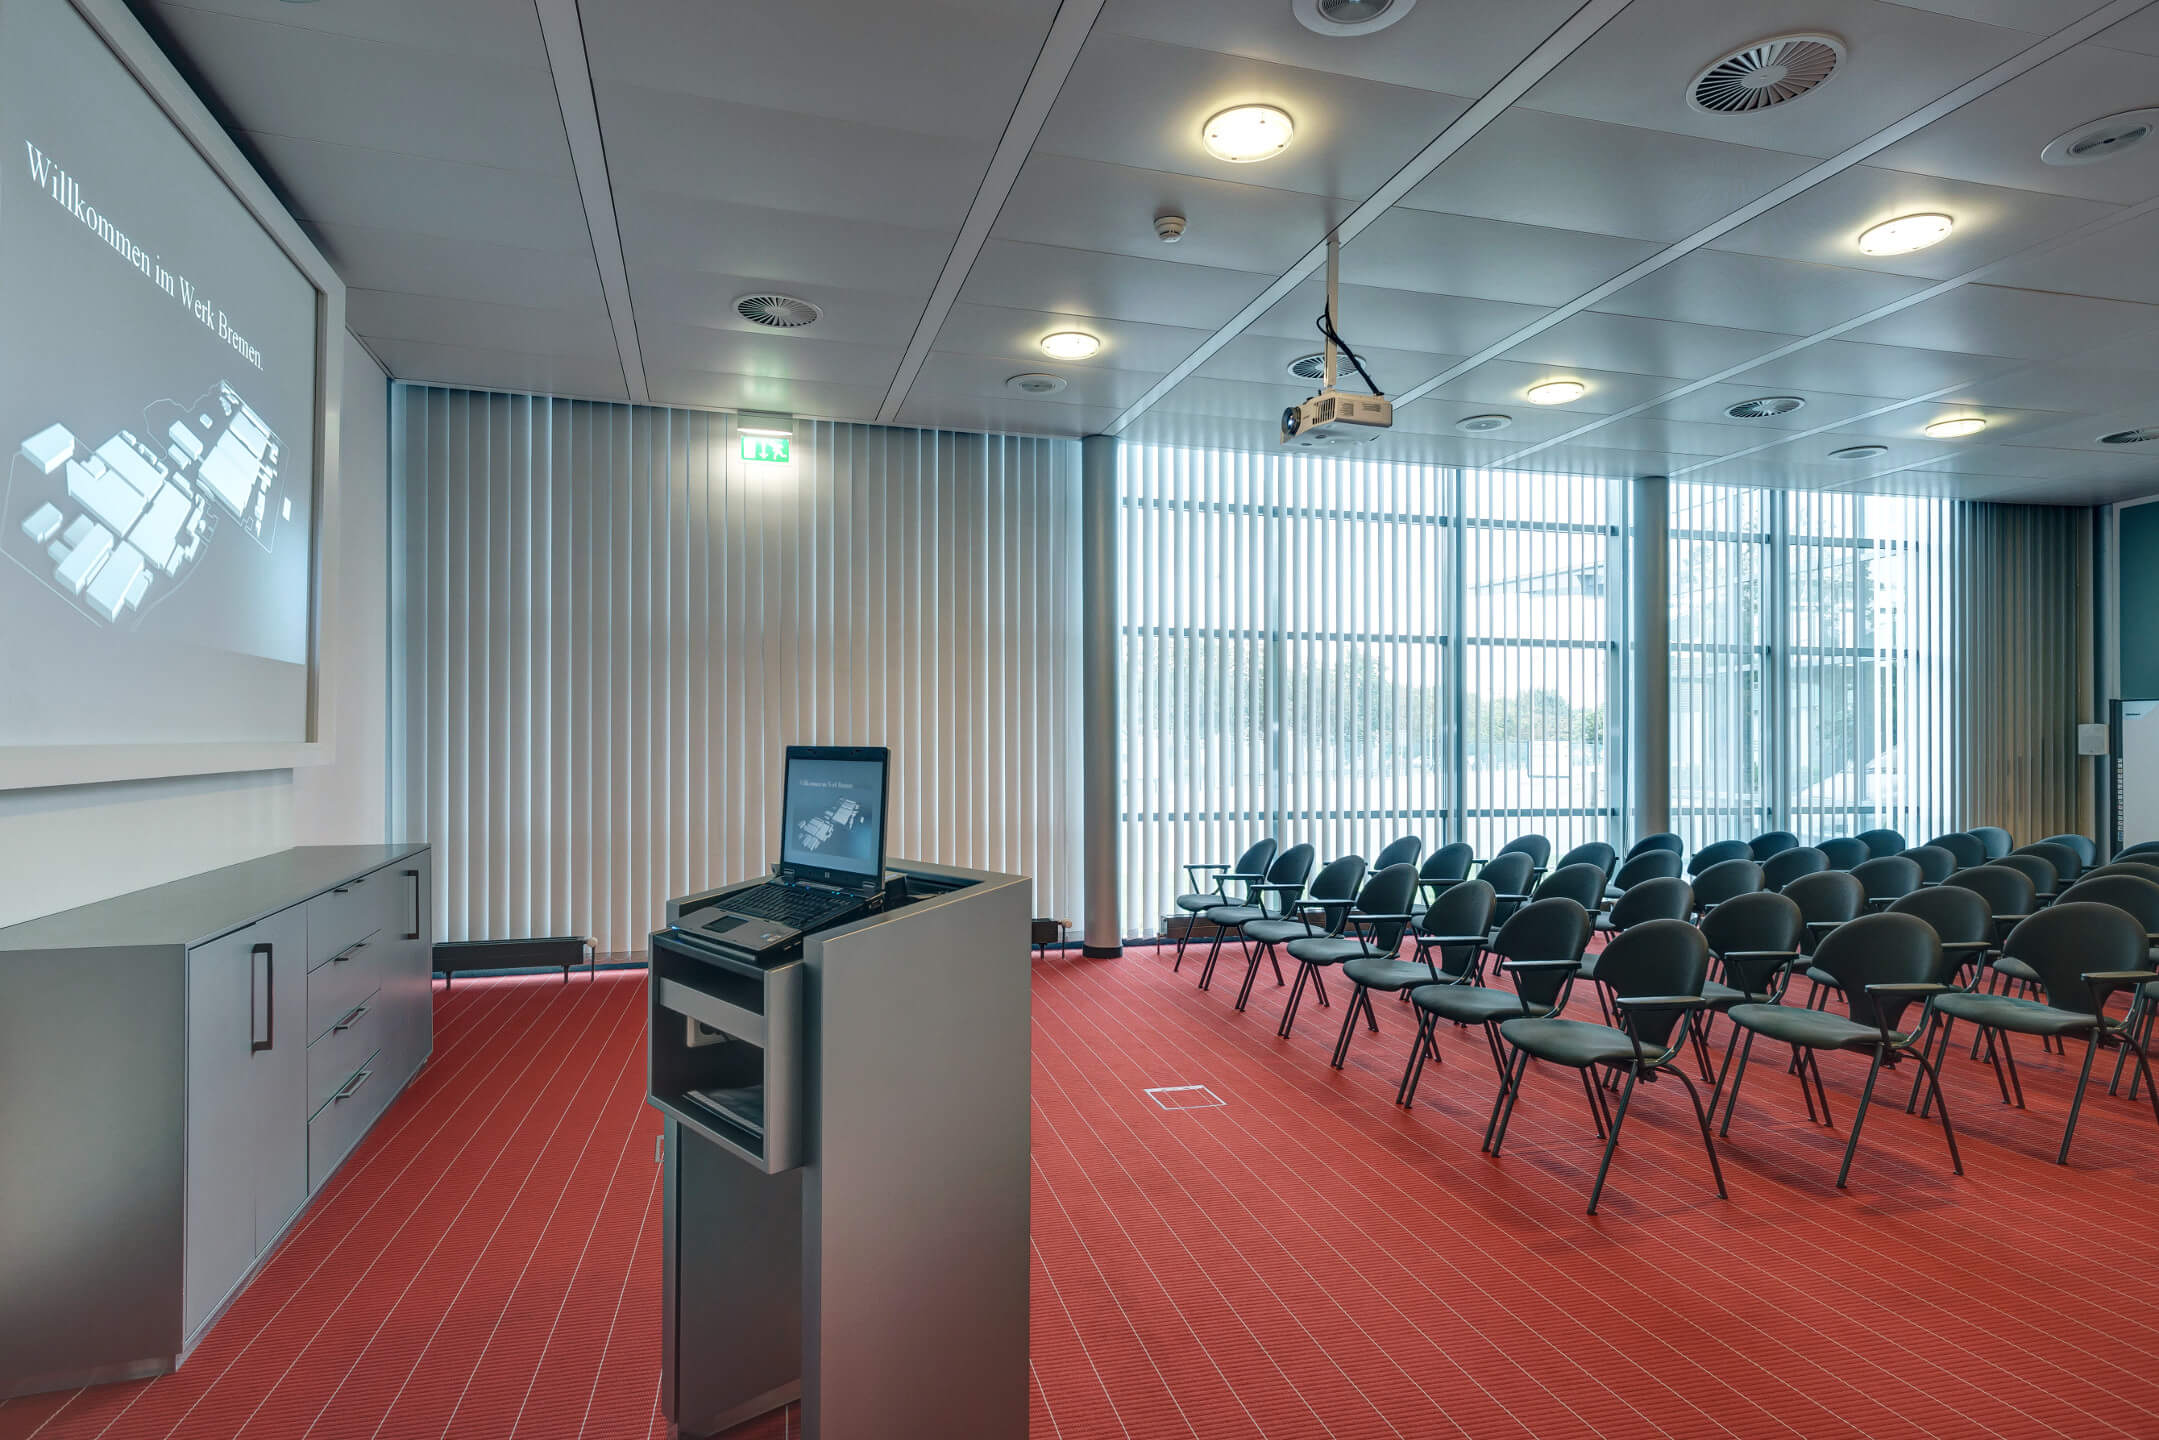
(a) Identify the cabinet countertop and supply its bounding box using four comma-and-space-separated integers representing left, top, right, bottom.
0, 844, 430, 954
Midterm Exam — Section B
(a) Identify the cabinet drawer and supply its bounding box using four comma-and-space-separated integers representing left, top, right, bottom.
307, 987, 381, 1118
308, 1046, 387, 1192
307, 865, 404, 970
307, 936, 388, 1043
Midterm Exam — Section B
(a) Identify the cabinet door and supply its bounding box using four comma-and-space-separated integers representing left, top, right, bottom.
252, 907, 310, 1253
183, 927, 262, 1339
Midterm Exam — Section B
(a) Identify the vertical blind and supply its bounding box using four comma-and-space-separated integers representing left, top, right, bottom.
390, 388, 1083, 951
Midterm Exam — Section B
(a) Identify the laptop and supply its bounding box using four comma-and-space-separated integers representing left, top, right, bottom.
682, 744, 891, 957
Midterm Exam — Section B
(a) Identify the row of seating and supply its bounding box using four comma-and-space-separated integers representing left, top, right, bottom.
1166, 826, 2159, 1215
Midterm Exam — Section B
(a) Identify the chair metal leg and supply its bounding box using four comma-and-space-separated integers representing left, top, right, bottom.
1234, 942, 1270, 1011
2131, 1003, 2159, 1103
1907, 1044, 1962, 1175
1908, 1014, 1952, 1115
1998, 1031, 2026, 1108
1579, 1067, 1608, 1139
1397, 1010, 1439, 1106
1277, 965, 1310, 1038
1330, 985, 1363, 1068
1835, 1047, 1886, 1189
1791, 1045, 1822, 1125
1586, 1066, 1640, 1215
1688, 1019, 1716, 1083
1708, 1017, 1744, 1115
2056, 1031, 2103, 1166
1806, 1052, 1834, 1129
1311, 970, 1331, 1008
1718, 1028, 1760, 1138
1173, 924, 1188, 971
1362, 986, 1380, 1032
2122, 1030, 2159, 1125
1198, 928, 1229, 990
2110, 993, 2151, 1096
1670, 1066, 1729, 1201
1485, 1048, 1531, 1155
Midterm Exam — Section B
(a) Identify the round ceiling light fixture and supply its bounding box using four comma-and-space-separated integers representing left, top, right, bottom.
734, 293, 822, 329
1006, 373, 1067, 396
1039, 330, 1101, 360
1688, 33, 1844, 115
1292, 0, 1416, 36
1458, 413, 1513, 433
2042, 109, 2159, 167
1286, 352, 1329, 382
1202, 104, 1295, 163
1526, 380, 1586, 405
1857, 213, 1955, 256
1830, 444, 1888, 461
1725, 395, 1806, 419
1925, 416, 1987, 439
2098, 426, 2159, 445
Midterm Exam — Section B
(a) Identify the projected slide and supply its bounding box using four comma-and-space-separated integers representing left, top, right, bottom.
0, 0, 320, 747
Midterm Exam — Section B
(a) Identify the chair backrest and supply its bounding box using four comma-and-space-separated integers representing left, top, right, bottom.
1594, 919, 1711, 1050
1261, 843, 1318, 914
1689, 839, 1753, 876
1421, 841, 1475, 886
1231, 837, 1278, 877
1809, 912, 1942, 1033
1556, 841, 1617, 878
1497, 833, 1552, 869
1901, 845, 1957, 886
1693, 858, 1765, 908
1487, 898, 1592, 1008
2015, 841, 2083, 886
1970, 825, 2014, 859
1627, 832, 1685, 859
1785, 869, 1866, 928
1372, 835, 1424, 871
1748, 830, 1801, 861
1420, 879, 1496, 952
1479, 850, 1534, 897
1354, 863, 1422, 949
1943, 862, 2037, 919
1927, 832, 1987, 869
1887, 885, 1993, 949
1302, 854, 1367, 933
1700, 890, 1805, 995
1761, 846, 1828, 890
1533, 862, 1608, 911
2057, 874, 2159, 937
1817, 837, 1870, 870
2120, 840, 2159, 861
1856, 828, 1907, 858
2084, 861, 2159, 887
1994, 852, 2059, 899
2000, 903, 2148, 1016
1609, 876, 1692, 929
2040, 833, 2097, 867
1850, 855, 1922, 904
1612, 848, 1684, 890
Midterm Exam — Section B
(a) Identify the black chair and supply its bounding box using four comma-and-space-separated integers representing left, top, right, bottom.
1479, 850, 1537, 930
1338, 881, 1499, 1066
2040, 834, 2098, 868
1928, 832, 1987, 870
1699, 891, 1806, 1098
1970, 825, 2014, 860
1689, 839, 1752, 877
1398, 898, 1591, 1109
2120, 840, 2159, 862
1606, 848, 1682, 901
1493, 834, 1553, 887
1856, 828, 1907, 859
1195, 843, 1314, 987
1719, 912, 1961, 1188
1627, 832, 1685, 860
1484, 919, 1726, 1215
1556, 841, 1617, 882
1761, 846, 1828, 891
1415, 842, 1476, 907
1930, 904, 2159, 1164
1788, 870, 1868, 1004
1282, 861, 1420, 1045
1372, 835, 1425, 871
2054, 874, 2159, 1098
1175, 837, 1276, 969
1224, 854, 1363, 1010
1887, 885, 1996, 990
1995, 852, 2059, 906
1596, 876, 1692, 935
1749, 830, 1801, 861
2015, 841, 2083, 888
2083, 861, 2159, 885
1692, 858, 1764, 914
1850, 855, 1922, 912
1532, 862, 1609, 914
1901, 845, 1957, 887
1818, 837, 1870, 871
1943, 863, 2038, 940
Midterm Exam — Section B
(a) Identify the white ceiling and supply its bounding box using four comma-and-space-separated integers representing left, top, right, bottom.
128, 0, 2159, 503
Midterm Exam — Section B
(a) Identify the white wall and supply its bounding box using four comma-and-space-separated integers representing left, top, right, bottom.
0, 332, 391, 928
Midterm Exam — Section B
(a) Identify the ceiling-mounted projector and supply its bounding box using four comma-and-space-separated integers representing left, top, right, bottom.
1281, 390, 1393, 448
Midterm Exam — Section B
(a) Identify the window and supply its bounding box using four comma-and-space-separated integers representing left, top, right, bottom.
1669, 483, 1769, 839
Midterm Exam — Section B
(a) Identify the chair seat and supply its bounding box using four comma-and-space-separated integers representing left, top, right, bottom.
1285, 936, 1378, 967
1991, 956, 2040, 985
1496, 1016, 1641, 1068
1412, 984, 1547, 1025
1702, 980, 1770, 1010
1726, 1002, 1881, 1052
1176, 892, 1223, 914
1932, 991, 2099, 1037
1343, 956, 1451, 991
1242, 917, 1318, 945
1202, 904, 1264, 927
1802, 965, 1835, 990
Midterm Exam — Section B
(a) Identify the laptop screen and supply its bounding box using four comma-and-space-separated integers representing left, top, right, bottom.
779, 747, 888, 885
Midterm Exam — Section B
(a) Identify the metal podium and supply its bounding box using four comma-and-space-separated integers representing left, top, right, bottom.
648, 860, 1031, 1439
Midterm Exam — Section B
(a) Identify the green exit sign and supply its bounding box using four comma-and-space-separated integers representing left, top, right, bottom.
740, 432, 791, 463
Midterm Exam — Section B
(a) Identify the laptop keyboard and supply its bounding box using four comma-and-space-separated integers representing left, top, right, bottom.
725, 882, 856, 929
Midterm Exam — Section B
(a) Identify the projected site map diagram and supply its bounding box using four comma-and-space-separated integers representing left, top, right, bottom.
2, 380, 283, 626
796, 796, 863, 854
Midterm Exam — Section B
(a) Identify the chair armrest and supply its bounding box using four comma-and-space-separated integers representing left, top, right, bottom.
1247, 882, 1303, 895
1500, 959, 1580, 973
1418, 933, 1488, 947
1939, 941, 1993, 954
1187, 862, 1231, 874
2084, 969, 2159, 1001
1492, 892, 1531, 904
1721, 949, 1801, 964
1865, 982, 1951, 996
1610, 994, 1709, 1011
1805, 920, 1845, 936
1351, 912, 1416, 924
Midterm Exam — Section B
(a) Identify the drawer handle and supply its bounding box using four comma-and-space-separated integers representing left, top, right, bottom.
250, 942, 274, 1054
332, 1067, 373, 1103
332, 939, 368, 963
333, 1002, 369, 1034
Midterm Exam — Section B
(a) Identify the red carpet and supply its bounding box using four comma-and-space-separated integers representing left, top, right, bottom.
7, 951, 2159, 1439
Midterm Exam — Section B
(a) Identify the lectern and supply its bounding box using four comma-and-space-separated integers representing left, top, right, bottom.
648, 859, 1030, 1439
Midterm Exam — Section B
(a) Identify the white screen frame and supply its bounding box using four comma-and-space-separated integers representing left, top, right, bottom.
0, 0, 345, 791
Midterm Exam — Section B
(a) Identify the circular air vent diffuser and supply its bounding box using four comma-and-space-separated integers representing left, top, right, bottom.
1458, 414, 1513, 433
2042, 110, 2159, 167
1293, 0, 1415, 36
1006, 373, 1067, 396
734, 293, 821, 329
1287, 353, 1329, 382
1725, 396, 1806, 419
1830, 444, 1887, 461
1688, 34, 1844, 114
2099, 426, 2159, 445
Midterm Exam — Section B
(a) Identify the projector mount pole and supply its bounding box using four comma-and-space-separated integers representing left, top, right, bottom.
1323, 231, 1340, 394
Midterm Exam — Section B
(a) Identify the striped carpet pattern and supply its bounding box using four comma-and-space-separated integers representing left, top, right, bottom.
7, 947, 2159, 1439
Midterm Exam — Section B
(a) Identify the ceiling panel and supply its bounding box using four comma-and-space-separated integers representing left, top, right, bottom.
1343, 208, 1662, 308
638, 324, 905, 391
1555, 413, 1801, 458
1936, 360, 2159, 414
303, 220, 608, 313
892, 393, 1121, 437
911, 354, 1164, 411
645, 370, 887, 418
1414, 359, 1696, 417
368, 338, 629, 403
1500, 310, 1801, 382
2008, 412, 2159, 453
629, 267, 931, 348
613, 189, 956, 298
1642, 382, 1914, 433
1984, 208, 2159, 304
1587, 249, 1936, 335
1246, 275, 1546, 359
1795, 399, 2074, 446
145, 0, 554, 69
1192, 334, 1460, 389
954, 242, 1273, 330
344, 290, 619, 362
1730, 337, 2020, 395
1838, 283, 2159, 361
931, 304, 1219, 375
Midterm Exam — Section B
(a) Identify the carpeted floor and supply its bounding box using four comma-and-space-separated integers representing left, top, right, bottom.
8, 944, 2159, 1439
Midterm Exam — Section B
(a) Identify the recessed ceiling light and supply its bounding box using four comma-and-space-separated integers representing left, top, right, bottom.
1830, 444, 1888, 461
2042, 109, 2159, 167
1292, 0, 1416, 36
1526, 380, 1586, 405
1040, 330, 1100, 360
1458, 414, 1513, 433
1725, 396, 1805, 419
1006, 373, 1067, 395
1202, 105, 1295, 163
2098, 426, 2159, 445
1925, 416, 1986, 439
1857, 213, 1955, 256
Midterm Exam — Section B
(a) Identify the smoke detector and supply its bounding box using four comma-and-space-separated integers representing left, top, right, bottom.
1725, 396, 1805, 419
1688, 34, 1844, 115
2098, 426, 2159, 445
1293, 0, 1415, 36
1458, 414, 1513, 433
1154, 212, 1187, 243
2043, 109, 2159, 167
734, 293, 821, 329
1286, 353, 1329, 382
1006, 373, 1067, 396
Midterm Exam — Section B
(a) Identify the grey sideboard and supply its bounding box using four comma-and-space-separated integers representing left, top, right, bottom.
0, 844, 435, 1398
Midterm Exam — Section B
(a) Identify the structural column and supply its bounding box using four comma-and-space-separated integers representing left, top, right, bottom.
1630, 475, 1671, 840
1079, 435, 1122, 956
